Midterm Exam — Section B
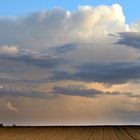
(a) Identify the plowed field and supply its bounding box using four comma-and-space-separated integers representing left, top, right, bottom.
0, 126, 140, 140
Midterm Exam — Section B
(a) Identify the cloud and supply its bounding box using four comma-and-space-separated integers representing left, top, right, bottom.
52, 85, 103, 97
0, 45, 19, 54
54, 42, 138, 63
54, 43, 78, 54
116, 32, 140, 49
51, 62, 140, 84
130, 20, 140, 31
6, 102, 19, 112
0, 4, 129, 49
74, 62, 140, 84
0, 45, 59, 68
0, 85, 53, 99
52, 85, 131, 97
0, 85, 4, 89
0, 4, 140, 125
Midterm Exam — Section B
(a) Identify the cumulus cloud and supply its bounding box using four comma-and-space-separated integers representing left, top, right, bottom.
130, 20, 140, 31
0, 4, 129, 49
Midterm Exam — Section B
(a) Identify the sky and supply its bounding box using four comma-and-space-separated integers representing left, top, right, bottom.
0, 0, 139, 23
0, 1, 140, 125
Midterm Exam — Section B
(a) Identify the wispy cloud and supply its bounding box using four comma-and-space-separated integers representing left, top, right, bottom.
6, 102, 19, 112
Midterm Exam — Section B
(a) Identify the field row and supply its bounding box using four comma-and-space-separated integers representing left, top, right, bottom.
0, 126, 140, 140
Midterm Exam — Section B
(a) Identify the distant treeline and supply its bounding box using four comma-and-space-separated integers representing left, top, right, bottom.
0, 124, 140, 127
0, 124, 17, 127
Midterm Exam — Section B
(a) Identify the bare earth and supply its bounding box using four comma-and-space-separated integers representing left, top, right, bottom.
0, 126, 140, 140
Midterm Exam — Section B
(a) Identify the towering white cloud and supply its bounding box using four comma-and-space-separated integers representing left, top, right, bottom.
0, 4, 129, 49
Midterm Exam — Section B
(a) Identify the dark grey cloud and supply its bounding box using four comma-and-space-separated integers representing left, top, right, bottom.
52, 85, 132, 97
0, 48, 59, 68
52, 86, 103, 97
116, 32, 140, 49
74, 62, 140, 84
51, 62, 140, 84
11, 55, 59, 68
